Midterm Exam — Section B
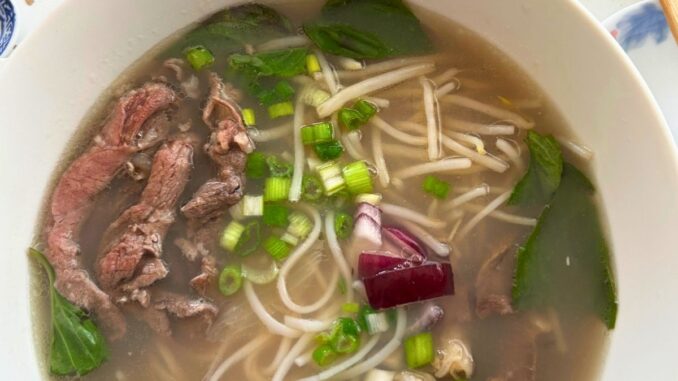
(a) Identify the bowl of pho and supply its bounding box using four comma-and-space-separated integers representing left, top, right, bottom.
0, 0, 677, 380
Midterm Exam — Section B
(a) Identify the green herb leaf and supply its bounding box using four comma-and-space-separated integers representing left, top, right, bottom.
230, 48, 309, 79
508, 131, 563, 206
29, 249, 108, 376
303, 0, 433, 59
512, 164, 618, 329
255, 81, 296, 107
169, 4, 293, 58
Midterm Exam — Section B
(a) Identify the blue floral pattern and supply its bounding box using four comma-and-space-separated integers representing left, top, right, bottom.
616, 2, 670, 51
0, 0, 16, 55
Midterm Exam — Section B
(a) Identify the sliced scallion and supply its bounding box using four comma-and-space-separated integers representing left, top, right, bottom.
306, 54, 321, 74
312, 343, 337, 367
354, 99, 378, 120
263, 236, 291, 261
422, 175, 450, 199
268, 101, 295, 119
338, 108, 364, 131
264, 177, 291, 201
355, 193, 382, 206
242, 108, 256, 127
287, 212, 312, 240
342, 160, 373, 194
365, 313, 389, 335
342, 302, 360, 314
334, 212, 354, 239
242, 195, 264, 217
246, 152, 268, 179
314, 139, 344, 161
220, 221, 245, 252
242, 259, 279, 285
263, 203, 290, 227
266, 155, 293, 178
404, 332, 434, 369
317, 161, 346, 196
301, 122, 334, 145
302, 175, 323, 202
235, 221, 261, 257
280, 232, 300, 246
218, 265, 242, 296
185, 45, 214, 71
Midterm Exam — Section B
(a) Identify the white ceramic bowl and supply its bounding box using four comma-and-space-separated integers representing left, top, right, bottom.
1, 0, 678, 379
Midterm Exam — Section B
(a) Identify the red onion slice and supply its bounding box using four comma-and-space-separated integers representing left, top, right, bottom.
382, 226, 426, 263
364, 262, 455, 309
358, 251, 413, 279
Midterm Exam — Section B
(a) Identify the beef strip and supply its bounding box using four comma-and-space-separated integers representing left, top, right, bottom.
97, 137, 194, 300
179, 73, 253, 294
46, 82, 176, 339
127, 290, 219, 336
475, 236, 518, 319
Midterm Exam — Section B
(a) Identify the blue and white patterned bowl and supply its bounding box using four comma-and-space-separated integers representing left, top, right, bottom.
604, 0, 678, 146
0, 0, 17, 58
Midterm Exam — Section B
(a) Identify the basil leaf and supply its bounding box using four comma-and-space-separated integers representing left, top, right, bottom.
169, 4, 293, 58
508, 131, 563, 206
512, 164, 618, 329
251, 80, 296, 106
229, 47, 309, 79
303, 0, 433, 59
30, 249, 108, 376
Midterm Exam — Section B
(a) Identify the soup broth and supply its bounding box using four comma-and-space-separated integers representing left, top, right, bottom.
31, 1, 615, 380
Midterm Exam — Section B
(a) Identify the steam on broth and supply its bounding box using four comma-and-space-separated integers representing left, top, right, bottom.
31, 1, 617, 380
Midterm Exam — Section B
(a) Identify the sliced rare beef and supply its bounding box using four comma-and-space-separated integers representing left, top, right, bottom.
46, 82, 176, 338
127, 290, 219, 336
179, 73, 253, 294
475, 237, 518, 319
97, 137, 194, 300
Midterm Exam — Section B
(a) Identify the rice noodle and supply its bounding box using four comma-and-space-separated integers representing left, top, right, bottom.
278, 205, 336, 314
462, 203, 537, 226
373, 116, 426, 146
496, 138, 523, 171
420, 76, 442, 160
294, 350, 314, 367
444, 184, 490, 210
272, 333, 315, 381
557, 136, 594, 160
243, 336, 276, 381
382, 143, 427, 160
336, 55, 438, 80
248, 123, 293, 142
289, 98, 306, 202
396, 121, 508, 172
325, 211, 355, 302
283, 316, 333, 332
256, 35, 310, 51
441, 94, 534, 129
298, 334, 383, 381
393, 157, 472, 179
448, 131, 485, 154
382, 203, 446, 229
372, 124, 390, 187
446, 119, 516, 135
400, 220, 450, 256
335, 308, 407, 380
343, 130, 369, 160
314, 49, 341, 94
244, 281, 301, 338
263, 337, 293, 375
457, 191, 511, 239
206, 334, 269, 381
337, 57, 365, 70
318, 63, 436, 117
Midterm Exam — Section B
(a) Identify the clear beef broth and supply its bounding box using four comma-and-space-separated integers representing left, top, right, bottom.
32, 2, 612, 380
